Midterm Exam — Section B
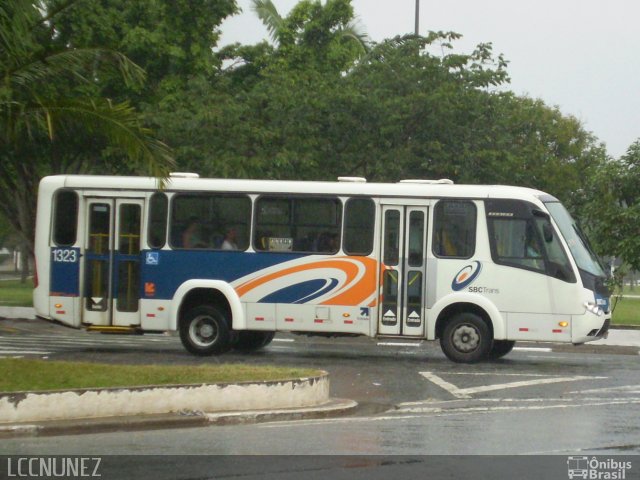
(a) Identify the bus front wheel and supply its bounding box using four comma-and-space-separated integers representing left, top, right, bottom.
487, 340, 516, 360
440, 312, 493, 363
233, 331, 275, 353
179, 305, 231, 356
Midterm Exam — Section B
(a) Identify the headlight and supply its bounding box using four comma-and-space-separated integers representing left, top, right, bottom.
583, 302, 603, 316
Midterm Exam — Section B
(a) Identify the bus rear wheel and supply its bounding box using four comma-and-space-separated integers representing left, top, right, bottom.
440, 312, 493, 363
233, 331, 275, 353
487, 340, 516, 360
179, 305, 231, 356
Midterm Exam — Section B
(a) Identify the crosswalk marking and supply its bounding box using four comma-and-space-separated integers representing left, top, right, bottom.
419, 371, 608, 399
0, 349, 50, 355
0, 332, 180, 357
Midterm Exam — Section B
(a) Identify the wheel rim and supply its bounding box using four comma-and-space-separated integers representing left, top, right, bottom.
189, 315, 219, 347
451, 324, 480, 353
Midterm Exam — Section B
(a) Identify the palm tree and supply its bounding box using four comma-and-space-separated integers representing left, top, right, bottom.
0, 0, 174, 280
250, 0, 369, 59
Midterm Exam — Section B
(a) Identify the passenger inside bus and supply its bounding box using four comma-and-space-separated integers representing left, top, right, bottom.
221, 228, 238, 250
316, 232, 339, 253
182, 218, 206, 248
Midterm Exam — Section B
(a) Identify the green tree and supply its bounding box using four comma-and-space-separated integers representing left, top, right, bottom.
584, 139, 640, 272
317, 33, 511, 181
46, 0, 238, 178
170, 28, 604, 205
460, 93, 607, 205
49, 0, 238, 99
0, 0, 174, 280
251, 0, 368, 72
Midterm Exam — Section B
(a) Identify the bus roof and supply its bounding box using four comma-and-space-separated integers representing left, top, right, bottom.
41, 174, 556, 202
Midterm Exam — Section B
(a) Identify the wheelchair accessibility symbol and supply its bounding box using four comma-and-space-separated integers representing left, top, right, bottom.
145, 252, 160, 265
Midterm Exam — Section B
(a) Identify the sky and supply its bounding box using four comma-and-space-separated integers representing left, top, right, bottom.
219, 0, 640, 159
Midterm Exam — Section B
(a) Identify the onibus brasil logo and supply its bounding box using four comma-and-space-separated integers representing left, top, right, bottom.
451, 261, 482, 291
567, 456, 632, 479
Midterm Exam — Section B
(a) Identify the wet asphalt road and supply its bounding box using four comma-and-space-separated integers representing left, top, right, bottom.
1, 318, 640, 460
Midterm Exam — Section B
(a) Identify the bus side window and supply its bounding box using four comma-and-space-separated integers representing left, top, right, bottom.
343, 198, 375, 256
485, 199, 576, 283
254, 196, 341, 254
433, 200, 476, 258
53, 190, 79, 246
147, 193, 168, 249
170, 194, 251, 250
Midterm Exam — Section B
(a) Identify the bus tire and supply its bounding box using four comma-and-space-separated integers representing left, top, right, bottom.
260, 331, 275, 347
487, 340, 516, 360
179, 305, 231, 356
440, 312, 493, 363
234, 331, 275, 353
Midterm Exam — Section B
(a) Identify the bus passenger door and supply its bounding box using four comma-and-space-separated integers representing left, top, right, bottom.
378, 205, 428, 337
82, 198, 143, 327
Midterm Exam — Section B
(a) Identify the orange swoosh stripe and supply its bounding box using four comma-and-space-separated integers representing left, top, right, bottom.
321, 257, 379, 306
236, 258, 359, 298
236, 257, 380, 307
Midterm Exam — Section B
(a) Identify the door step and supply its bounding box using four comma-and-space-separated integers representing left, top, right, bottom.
85, 325, 141, 334
376, 336, 425, 345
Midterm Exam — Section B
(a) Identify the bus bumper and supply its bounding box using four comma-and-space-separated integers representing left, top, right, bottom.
572, 312, 611, 344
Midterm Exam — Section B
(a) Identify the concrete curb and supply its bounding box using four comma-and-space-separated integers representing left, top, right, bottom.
0, 398, 358, 438
0, 307, 35, 320
204, 398, 358, 426
0, 374, 331, 424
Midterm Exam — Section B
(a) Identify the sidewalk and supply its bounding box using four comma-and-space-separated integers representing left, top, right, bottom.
0, 306, 35, 320
592, 328, 640, 347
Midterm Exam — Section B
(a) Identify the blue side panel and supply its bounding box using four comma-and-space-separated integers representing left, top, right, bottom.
259, 278, 339, 304
50, 247, 80, 296
140, 250, 307, 300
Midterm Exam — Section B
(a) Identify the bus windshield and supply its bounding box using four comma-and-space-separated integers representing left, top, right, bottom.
544, 202, 605, 278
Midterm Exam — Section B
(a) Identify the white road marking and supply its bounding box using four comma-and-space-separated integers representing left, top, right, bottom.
393, 398, 640, 414
513, 346, 553, 353
420, 371, 472, 398
568, 384, 640, 395
259, 398, 640, 428
377, 342, 422, 348
0, 349, 50, 355
460, 376, 601, 396
396, 396, 640, 409
419, 371, 607, 399
438, 372, 576, 377
272, 338, 295, 343
524, 355, 568, 360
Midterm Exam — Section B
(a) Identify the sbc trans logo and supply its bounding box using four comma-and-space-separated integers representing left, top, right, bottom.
451, 261, 482, 291
567, 456, 632, 479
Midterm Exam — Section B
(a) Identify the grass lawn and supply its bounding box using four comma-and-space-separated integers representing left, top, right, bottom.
0, 358, 319, 393
621, 285, 640, 296
0, 279, 33, 306
611, 296, 640, 326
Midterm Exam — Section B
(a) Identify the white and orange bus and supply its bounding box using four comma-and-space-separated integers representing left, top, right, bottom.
33, 174, 611, 362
